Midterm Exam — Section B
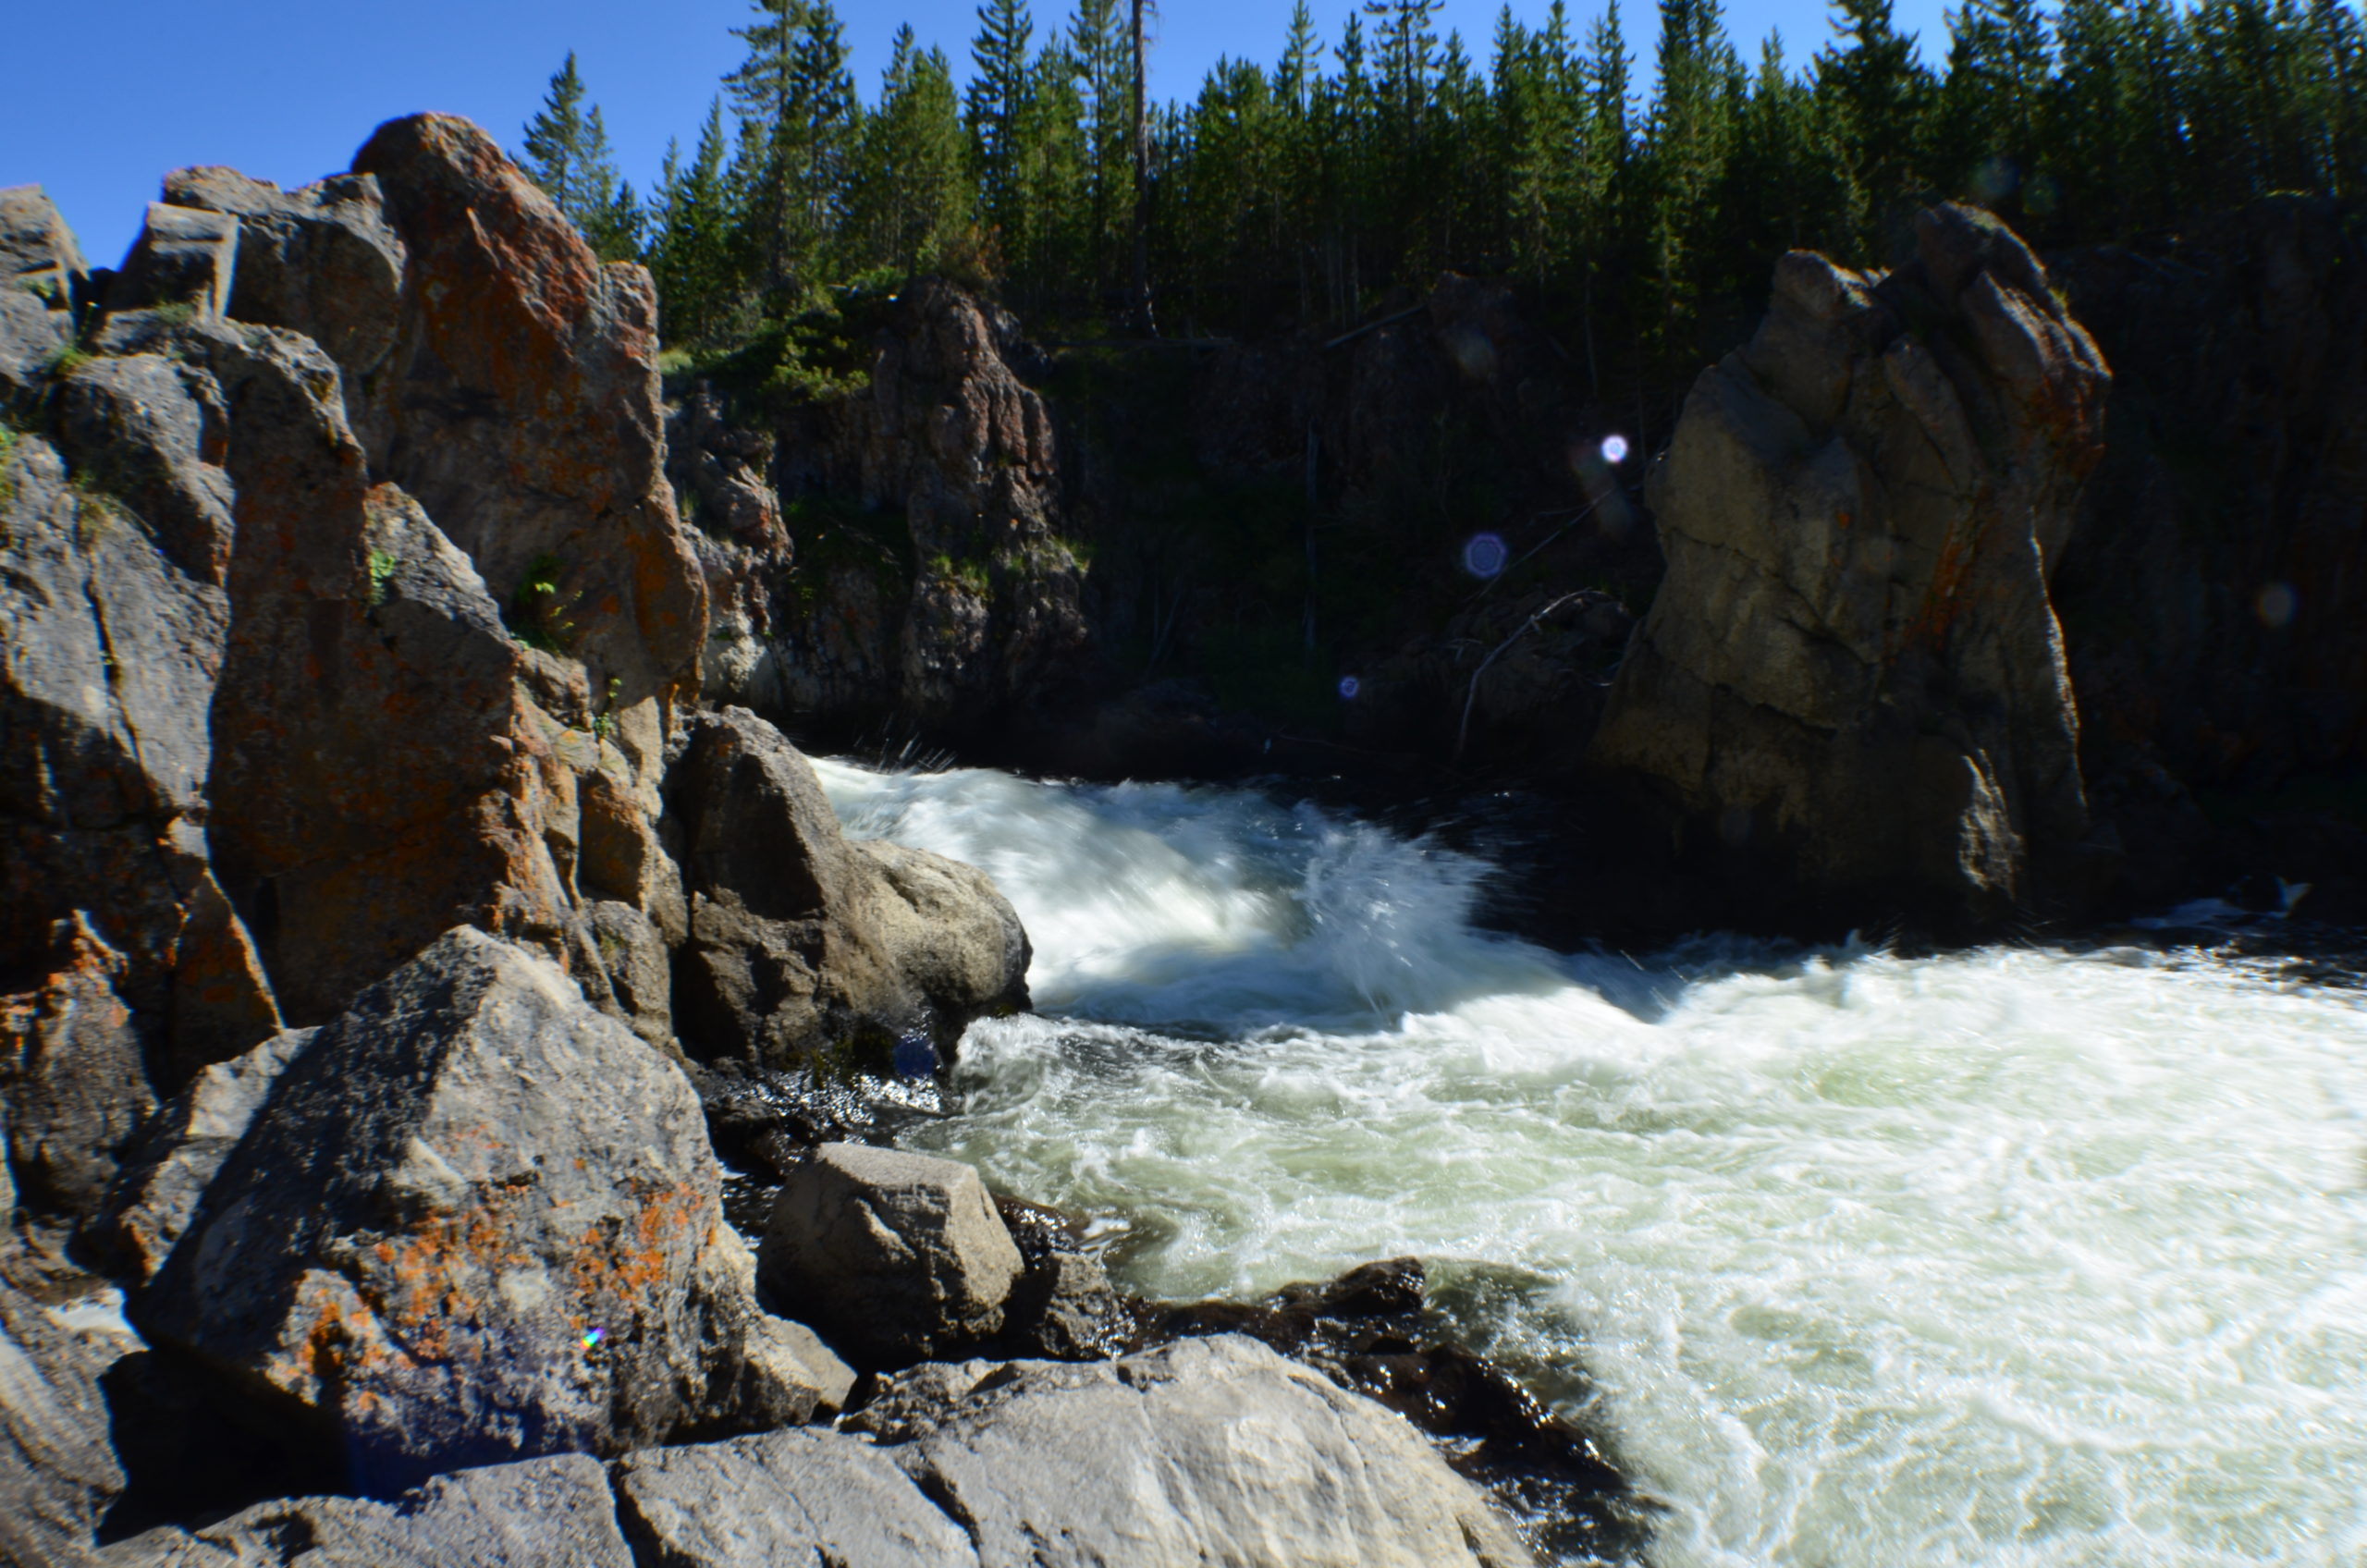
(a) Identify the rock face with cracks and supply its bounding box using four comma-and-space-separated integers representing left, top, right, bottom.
664, 706, 1030, 1066
131, 928, 816, 1496
1593, 203, 2110, 921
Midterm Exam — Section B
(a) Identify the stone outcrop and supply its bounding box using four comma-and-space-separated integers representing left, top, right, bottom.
2, 916, 157, 1222
684, 279, 1091, 738
757, 1143, 1026, 1366
100, 1453, 634, 1568
352, 115, 706, 791
1593, 204, 2111, 921
106, 204, 239, 320
131, 929, 824, 1495
0, 1274, 128, 1568
663, 706, 1029, 1066
0, 423, 231, 1037
159, 165, 408, 459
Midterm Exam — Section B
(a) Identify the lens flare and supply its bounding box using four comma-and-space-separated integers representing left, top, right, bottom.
1600, 434, 1630, 465
580, 1327, 604, 1350
1337, 676, 1362, 701
1462, 533, 1509, 578
2256, 582, 2298, 630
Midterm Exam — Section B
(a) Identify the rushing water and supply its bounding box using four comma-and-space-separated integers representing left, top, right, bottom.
815, 757, 2367, 1568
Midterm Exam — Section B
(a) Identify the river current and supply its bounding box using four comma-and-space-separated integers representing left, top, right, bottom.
815, 757, 2367, 1568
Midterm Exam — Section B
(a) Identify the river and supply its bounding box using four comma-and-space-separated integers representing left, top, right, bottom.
815, 757, 2367, 1568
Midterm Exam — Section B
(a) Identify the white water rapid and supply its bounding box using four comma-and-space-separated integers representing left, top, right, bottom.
815, 757, 2367, 1568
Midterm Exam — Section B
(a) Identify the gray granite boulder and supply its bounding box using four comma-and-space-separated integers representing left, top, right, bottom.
0, 1276, 127, 1568
665, 706, 1030, 1068
0, 185, 85, 304
55, 349, 238, 587
0, 288, 68, 402
92, 1025, 317, 1282
613, 1427, 977, 1568
131, 928, 803, 1494
901, 1335, 1538, 1567
758, 1142, 1025, 1366
98, 1453, 632, 1568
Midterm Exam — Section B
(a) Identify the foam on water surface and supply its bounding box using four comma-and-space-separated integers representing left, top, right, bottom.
815, 756, 2367, 1567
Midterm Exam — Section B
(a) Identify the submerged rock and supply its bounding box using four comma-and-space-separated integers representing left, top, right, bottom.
1594, 204, 2110, 924
131, 929, 809, 1495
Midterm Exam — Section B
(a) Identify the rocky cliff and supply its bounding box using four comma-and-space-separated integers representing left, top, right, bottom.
1591, 204, 2111, 925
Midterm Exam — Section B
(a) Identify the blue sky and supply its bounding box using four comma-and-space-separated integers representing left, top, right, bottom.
1, 0, 1954, 270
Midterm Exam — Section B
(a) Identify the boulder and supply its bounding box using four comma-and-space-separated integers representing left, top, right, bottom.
901, 1335, 1536, 1568
160, 873, 282, 1091
1592, 204, 2111, 922
159, 165, 406, 458
612, 1427, 979, 1568
0, 185, 85, 305
352, 114, 705, 795
0, 429, 226, 1021
98, 1453, 633, 1568
107, 204, 238, 319
758, 1143, 1024, 1366
0, 288, 68, 402
0, 1276, 128, 1568
664, 706, 1029, 1066
92, 1025, 317, 1282
1, 915, 157, 1222
131, 928, 789, 1495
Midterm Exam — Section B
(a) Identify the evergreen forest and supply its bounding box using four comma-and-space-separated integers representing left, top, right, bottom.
519, 0, 2367, 405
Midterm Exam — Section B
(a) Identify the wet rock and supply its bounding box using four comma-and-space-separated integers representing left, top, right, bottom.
0, 1275, 128, 1568
757, 1142, 1024, 1367
98, 1453, 633, 1568
1138, 1259, 1639, 1563
353, 113, 705, 794
902, 1334, 1538, 1567
91, 1026, 317, 1283
106, 205, 238, 319
0, 429, 225, 1019
1594, 204, 2111, 924
159, 165, 406, 456
131, 928, 777, 1495
612, 1427, 977, 1568
663, 706, 1029, 1067
0, 916, 157, 1222
989, 1195, 1129, 1362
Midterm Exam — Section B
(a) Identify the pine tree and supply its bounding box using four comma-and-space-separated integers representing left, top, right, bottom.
1937, 0, 2054, 217
522, 54, 634, 258
968, 0, 1036, 239
1814, 0, 1934, 257
649, 98, 743, 344
848, 27, 974, 276
725, 0, 858, 300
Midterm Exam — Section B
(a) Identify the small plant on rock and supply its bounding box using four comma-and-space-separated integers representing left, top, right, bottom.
507, 552, 582, 652
365, 550, 399, 608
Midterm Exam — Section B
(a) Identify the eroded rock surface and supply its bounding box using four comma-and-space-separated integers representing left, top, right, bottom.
131, 929, 803, 1494
2, 917, 157, 1223
613, 1427, 977, 1568
1594, 204, 2110, 921
0, 1275, 128, 1568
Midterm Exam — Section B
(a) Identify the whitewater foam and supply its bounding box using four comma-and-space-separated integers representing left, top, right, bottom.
816, 756, 2367, 1568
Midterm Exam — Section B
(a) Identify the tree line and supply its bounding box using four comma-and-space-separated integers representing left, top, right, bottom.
521, 0, 2367, 391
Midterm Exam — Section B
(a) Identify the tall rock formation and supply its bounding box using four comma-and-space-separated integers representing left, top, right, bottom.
1592, 205, 2111, 921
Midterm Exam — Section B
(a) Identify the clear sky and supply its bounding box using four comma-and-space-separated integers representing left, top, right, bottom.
1, 0, 1954, 271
